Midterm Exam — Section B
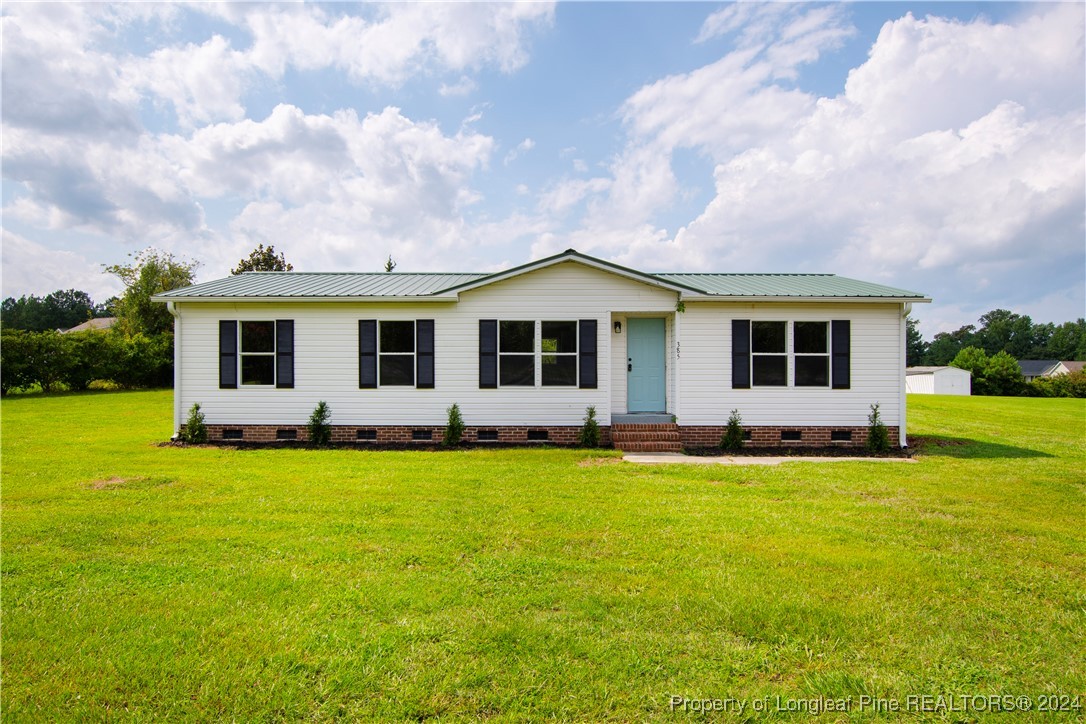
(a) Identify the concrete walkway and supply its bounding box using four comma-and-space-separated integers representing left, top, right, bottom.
623, 452, 917, 466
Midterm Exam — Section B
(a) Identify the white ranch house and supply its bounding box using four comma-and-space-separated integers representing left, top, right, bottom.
154, 250, 929, 450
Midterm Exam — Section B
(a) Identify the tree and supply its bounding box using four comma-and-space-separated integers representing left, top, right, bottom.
384, 255, 397, 272
974, 309, 1036, 359
1046, 319, 1086, 360
105, 248, 199, 337
1, 289, 97, 331
906, 317, 928, 367
925, 325, 976, 365
231, 244, 293, 274
984, 350, 1024, 396
949, 346, 988, 394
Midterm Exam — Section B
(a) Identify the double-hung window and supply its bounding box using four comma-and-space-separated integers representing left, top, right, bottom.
358, 319, 434, 389
379, 321, 415, 386
499, 321, 535, 386
240, 321, 276, 385
541, 321, 577, 386
751, 321, 787, 386
220, 320, 294, 389
793, 321, 829, 387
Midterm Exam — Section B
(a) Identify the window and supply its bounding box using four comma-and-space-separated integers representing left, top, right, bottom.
794, 321, 829, 387
240, 321, 276, 385
221, 320, 293, 389
499, 321, 534, 386
480, 319, 596, 389
751, 321, 787, 386
379, 321, 415, 386
732, 318, 849, 390
541, 321, 577, 386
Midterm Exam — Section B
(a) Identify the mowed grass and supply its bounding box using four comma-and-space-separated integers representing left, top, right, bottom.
2, 392, 1083, 721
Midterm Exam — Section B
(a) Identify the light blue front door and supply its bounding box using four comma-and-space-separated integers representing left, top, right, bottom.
627, 318, 666, 413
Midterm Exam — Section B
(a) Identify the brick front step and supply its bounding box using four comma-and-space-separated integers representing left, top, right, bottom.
617, 441, 684, 453
612, 431, 681, 443
612, 422, 682, 452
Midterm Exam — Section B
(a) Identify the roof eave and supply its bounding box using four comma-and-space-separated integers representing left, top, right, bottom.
435, 249, 701, 296
151, 294, 460, 303
682, 294, 932, 303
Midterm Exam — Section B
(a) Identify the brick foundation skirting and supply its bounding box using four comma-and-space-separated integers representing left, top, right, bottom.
204, 424, 613, 446
678, 425, 901, 448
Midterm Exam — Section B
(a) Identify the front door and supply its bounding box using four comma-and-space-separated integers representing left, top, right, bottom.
627, 318, 666, 413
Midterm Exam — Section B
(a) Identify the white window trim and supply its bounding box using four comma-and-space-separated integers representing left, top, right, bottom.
541, 320, 579, 387
378, 320, 416, 387
238, 320, 276, 387
750, 320, 788, 388
793, 321, 831, 388
498, 320, 536, 388
748, 320, 834, 388
495, 319, 581, 388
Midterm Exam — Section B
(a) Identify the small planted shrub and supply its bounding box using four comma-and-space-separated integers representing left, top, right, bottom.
721, 409, 744, 451
579, 405, 600, 448
867, 402, 890, 453
180, 402, 208, 444
443, 403, 465, 447
307, 401, 332, 446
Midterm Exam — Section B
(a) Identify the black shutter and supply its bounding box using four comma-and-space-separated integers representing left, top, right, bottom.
579, 319, 597, 389
275, 320, 294, 389
479, 319, 497, 389
219, 320, 237, 389
832, 320, 851, 389
731, 319, 750, 389
416, 319, 434, 389
359, 320, 377, 389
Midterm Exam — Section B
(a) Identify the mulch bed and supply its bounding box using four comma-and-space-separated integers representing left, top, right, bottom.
683, 445, 916, 458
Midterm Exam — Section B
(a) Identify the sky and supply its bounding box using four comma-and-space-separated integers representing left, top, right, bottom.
1, 1, 1083, 338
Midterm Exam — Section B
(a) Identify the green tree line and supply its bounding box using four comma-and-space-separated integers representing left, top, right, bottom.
907, 310, 1086, 367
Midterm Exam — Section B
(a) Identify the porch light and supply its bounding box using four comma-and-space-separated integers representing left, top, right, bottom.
613, 321, 622, 334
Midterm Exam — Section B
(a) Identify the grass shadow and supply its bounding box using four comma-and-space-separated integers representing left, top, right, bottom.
909, 435, 1054, 459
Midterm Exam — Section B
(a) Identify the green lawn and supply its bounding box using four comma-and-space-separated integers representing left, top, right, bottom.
2, 391, 1083, 721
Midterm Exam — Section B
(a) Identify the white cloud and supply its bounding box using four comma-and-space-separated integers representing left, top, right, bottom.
503, 137, 536, 165
439, 76, 478, 97
122, 35, 252, 127
1, 229, 123, 301
566, 4, 1084, 324
160, 104, 501, 277
118, 3, 554, 126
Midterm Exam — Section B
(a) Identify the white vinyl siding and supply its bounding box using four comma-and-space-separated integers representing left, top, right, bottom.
172, 261, 907, 430
677, 302, 904, 427
174, 262, 677, 428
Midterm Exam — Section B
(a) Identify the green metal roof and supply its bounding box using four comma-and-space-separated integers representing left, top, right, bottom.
658, 273, 925, 299
155, 272, 487, 299
154, 250, 928, 301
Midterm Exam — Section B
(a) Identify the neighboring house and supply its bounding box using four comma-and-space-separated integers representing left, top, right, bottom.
152, 249, 930, 450
905, 366, 971, 395
60, 317, 117, 334
1053, 360, 1085, 376
1017, 360, 1062, 382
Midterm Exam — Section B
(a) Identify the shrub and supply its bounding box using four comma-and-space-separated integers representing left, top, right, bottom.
443, 403, 465, 447
1027, 369, 1086, 398
180, 403, 208, 443
984, 351, 1025, 396
307, 401, 332, 446
579, 405, 600, 448
950, 346, 989, 394
721, 409, 744, 451
867, 402, 890, 453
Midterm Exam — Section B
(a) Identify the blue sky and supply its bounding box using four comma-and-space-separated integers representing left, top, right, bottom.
2, 2, 1083, 337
